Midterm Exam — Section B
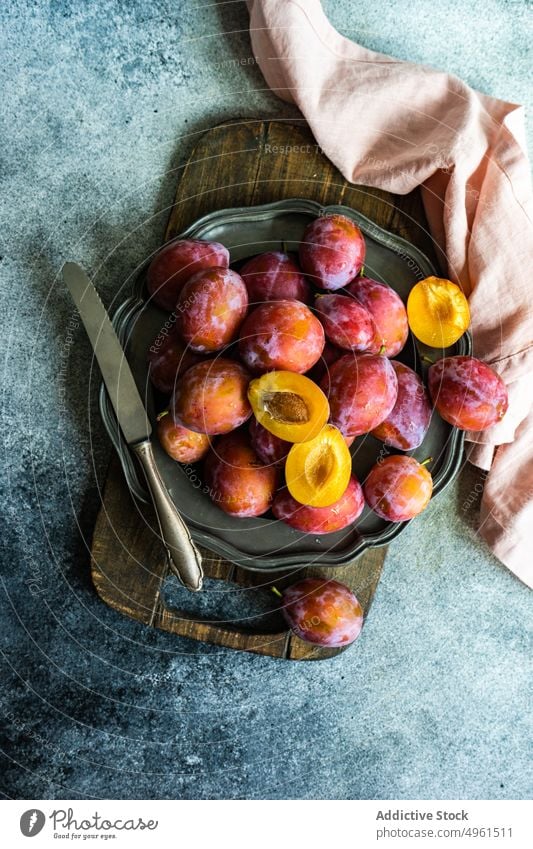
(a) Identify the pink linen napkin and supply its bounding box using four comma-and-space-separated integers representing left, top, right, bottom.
247, 0, 533, 588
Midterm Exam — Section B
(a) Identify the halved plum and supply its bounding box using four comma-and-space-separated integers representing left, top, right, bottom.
285, 424, 352, 507
248, 370, 329, 444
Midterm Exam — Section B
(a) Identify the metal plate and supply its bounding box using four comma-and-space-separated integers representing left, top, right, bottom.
100, 199, 470, 572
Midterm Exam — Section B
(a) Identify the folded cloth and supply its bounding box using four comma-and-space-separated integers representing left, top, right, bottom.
247, 0, 533, 587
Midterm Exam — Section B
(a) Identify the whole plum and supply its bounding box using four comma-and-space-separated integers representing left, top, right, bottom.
321, 353, 398, 437
428, 356, 508, 431
272, 476, 364, 534
315, 293, 377, 352
364, 455, 433, 521
238, 299, 324, 373
299, 214, 366, 290
372, 361, 432, 450
176, 267, 248, 353
346, 277, 408, 357
157, 413, 210, 463
171, 358, 251, 435
147, 326, 201, 394
203, 431, 277, 517
280, 578, 364, 647
306, 340, 344, 383
147, 238, 229, 311
249, 418, 290, 468
240, 252, 310, 304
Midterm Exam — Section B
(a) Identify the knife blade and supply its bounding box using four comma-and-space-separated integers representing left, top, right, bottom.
62, 262, 203, 592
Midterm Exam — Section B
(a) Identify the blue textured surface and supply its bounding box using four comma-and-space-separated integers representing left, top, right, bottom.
0, 0, 531, 800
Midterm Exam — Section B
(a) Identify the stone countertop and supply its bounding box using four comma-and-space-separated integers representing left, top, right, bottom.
0, 0, 531, 800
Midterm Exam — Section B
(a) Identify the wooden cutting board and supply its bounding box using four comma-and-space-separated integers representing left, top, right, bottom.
91, 119, 438, 660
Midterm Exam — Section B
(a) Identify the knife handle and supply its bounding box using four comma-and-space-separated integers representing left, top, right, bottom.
132, 440, 204, 592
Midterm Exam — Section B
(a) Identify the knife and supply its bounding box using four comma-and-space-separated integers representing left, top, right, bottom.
62, 262, 203, 592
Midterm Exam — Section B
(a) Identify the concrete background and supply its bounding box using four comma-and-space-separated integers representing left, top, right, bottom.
1, 0, 531, 800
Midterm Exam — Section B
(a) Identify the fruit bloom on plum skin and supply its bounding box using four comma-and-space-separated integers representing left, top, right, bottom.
147, 326, 201, 394
372, 361, 432, 450
364, 455, 433, 521
315, 293, 377, 352
272, 476, 364, 534
238, 299, 325, 374
306, 340, 343, 383
321, 353, 398, 437
147, 238, 229, 311
280, 578, 364, 647
240, 252, 311, 304
157, 413, 210, 463
428, 356, 508, 432
176, 267, 248, 353
203, 431, 278, 517
171, 358, 251, 435
299, 214, 366, 290
346, 277, 409, 357
249, 418, 290, 468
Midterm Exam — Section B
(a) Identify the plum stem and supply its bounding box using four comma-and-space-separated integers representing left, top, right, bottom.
421, 355, 435, 365
379, 343, 387, 355
156, 410, 169, 422
359, 265, 365, 276
420, 457, 433, 467
270, 586, 283, 598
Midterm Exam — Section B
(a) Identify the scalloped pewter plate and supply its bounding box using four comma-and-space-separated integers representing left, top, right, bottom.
99, 199, 470, 572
